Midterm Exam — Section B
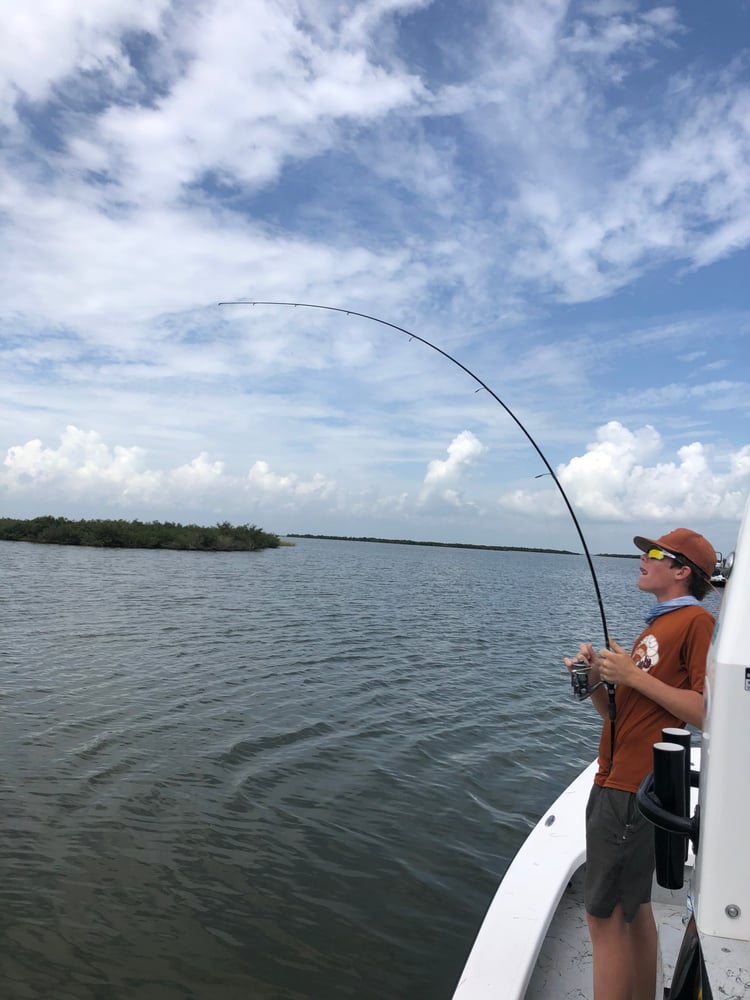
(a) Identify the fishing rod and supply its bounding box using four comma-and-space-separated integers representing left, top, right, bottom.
218, 300, 616, 729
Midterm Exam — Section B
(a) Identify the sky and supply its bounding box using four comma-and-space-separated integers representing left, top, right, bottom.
1, 0, 749, 555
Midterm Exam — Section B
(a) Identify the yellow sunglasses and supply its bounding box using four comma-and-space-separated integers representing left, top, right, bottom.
646, 547, 681, 563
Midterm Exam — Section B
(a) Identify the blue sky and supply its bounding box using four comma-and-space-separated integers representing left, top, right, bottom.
1, 0, 749, 554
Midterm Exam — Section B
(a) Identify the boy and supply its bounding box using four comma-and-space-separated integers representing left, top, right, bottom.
565, 528, 716, 1000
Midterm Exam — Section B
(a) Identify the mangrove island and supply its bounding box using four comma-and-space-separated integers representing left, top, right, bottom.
0, 516, 281, 552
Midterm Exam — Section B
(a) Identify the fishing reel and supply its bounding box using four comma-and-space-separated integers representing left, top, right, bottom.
570, 661, 604, 702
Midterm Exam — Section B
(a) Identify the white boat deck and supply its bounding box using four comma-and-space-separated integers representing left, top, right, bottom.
526, 853, 750, 999
526, 867, 692, 999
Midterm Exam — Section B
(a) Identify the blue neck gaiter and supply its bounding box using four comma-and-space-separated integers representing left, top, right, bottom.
644, 595, 701, 626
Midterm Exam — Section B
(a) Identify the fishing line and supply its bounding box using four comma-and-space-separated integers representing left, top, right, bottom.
219, 299, 616, 746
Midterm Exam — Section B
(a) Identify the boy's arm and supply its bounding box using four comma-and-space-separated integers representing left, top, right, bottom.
599, 640, 704, 728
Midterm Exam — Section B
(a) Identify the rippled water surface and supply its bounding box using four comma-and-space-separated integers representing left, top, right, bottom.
1, 537, 716, 999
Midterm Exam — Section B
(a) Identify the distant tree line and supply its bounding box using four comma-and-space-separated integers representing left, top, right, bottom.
287, 533, 577, 555
0, 516, 281, 552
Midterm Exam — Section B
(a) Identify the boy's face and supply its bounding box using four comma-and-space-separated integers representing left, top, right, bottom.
637, 548, 687, 598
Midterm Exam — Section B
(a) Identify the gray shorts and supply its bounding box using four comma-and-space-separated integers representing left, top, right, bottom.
584, 784, 655, 922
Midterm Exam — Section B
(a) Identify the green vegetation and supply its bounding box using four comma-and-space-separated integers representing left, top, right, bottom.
287, 533, 577, 555
0, 516, 281, 552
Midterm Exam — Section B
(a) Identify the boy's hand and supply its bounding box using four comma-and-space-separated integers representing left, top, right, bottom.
598, 640, 639, 687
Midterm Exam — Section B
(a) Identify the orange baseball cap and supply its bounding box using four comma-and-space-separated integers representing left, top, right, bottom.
633, 528, 716, 579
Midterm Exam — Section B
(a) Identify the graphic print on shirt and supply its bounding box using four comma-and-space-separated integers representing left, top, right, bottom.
633, 634, 659, 672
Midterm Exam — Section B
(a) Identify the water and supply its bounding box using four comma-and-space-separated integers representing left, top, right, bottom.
0, 537, 711, 999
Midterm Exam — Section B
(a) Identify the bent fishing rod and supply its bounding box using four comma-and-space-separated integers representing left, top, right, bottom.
219, 299, 616, 735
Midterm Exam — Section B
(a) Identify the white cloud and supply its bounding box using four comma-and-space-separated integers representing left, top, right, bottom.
170, 453, 226, 490
3, 426, 163, 502
247, 460, 336, 500
454, 3, 750, 302
2, 425, 489, 520
0, 2, 170, 124
420, 431, 486, 509
562, 9, 676, 63
502, 421, 750, 525
0, 427, 337, 516
505, 74, 750, 302
59, 0, 427, 207
2, 0, 749, 327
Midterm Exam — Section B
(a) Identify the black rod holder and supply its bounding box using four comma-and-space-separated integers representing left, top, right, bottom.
662, 727, 692, 861
653, 741, 688, 889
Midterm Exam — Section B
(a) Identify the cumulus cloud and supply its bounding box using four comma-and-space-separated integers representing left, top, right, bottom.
502, 421, 750, 523
247, 460, 336, 500
420, 431, 486, 508
1, 427, 336, 517
1, 424, 486, 529
3, 426, 160, 498
169, 453, 226, 491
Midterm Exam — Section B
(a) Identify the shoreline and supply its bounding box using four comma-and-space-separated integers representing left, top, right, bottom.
287, 535, 639, 558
